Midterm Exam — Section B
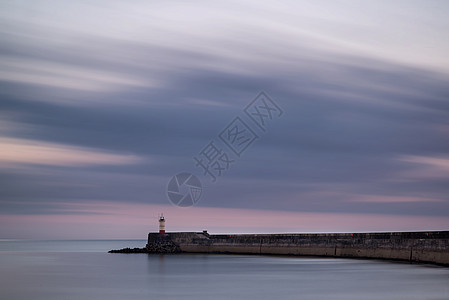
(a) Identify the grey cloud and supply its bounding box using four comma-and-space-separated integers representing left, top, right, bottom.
1, 0, 448, 220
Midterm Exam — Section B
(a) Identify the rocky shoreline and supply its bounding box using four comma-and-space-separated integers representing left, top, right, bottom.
108, 247, 148, 253
109, 240, 182, 254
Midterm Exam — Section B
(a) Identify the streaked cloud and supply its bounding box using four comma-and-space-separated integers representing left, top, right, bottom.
0, 137, 143, 167
0, 57, 151, 91
0, 0, 448, 238
1, 0, 449, 106
347, 194, 442, 203
395, 155, 449, 181
401, 155, 449, 170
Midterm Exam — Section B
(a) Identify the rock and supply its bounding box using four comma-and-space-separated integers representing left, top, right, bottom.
108, 247, 148, 253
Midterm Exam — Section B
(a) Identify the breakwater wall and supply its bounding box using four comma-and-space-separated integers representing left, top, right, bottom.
146, 231, 449, 266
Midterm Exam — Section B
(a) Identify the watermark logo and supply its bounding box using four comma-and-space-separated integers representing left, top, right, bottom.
166, 172, 202, 207
194, 141, 235, 182
166, 91, 283, 207
244, 92, 283, 131
219, 117, 258, 157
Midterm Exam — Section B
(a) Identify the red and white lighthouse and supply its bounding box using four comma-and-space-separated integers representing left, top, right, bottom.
159, 214, 165, 233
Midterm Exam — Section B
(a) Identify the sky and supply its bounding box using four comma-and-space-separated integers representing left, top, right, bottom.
1, 0, 449, 239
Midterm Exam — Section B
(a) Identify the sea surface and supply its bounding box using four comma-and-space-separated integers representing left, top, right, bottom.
1, 239, 448, 300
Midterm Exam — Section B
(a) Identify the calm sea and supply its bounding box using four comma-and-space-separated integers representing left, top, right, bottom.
1, 240, 448, 300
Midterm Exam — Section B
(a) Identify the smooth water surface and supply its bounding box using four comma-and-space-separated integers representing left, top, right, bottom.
1, 240, 448, 300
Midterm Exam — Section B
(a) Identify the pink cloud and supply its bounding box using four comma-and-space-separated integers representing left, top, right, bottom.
346, 194, 442, 203
401, 155, 449, 169
0, 137, 142, 167
0, 57, 150, 92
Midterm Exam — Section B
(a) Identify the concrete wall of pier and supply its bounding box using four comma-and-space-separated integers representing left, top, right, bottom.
147, 231, 449, 266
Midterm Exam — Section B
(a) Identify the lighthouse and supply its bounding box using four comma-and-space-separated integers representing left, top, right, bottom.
159, 214, 165, 233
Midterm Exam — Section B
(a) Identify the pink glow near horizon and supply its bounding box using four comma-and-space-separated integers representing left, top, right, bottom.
1, 201, 448, 239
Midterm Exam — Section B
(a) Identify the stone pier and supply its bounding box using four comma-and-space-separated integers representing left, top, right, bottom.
145, 231, 449, 266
